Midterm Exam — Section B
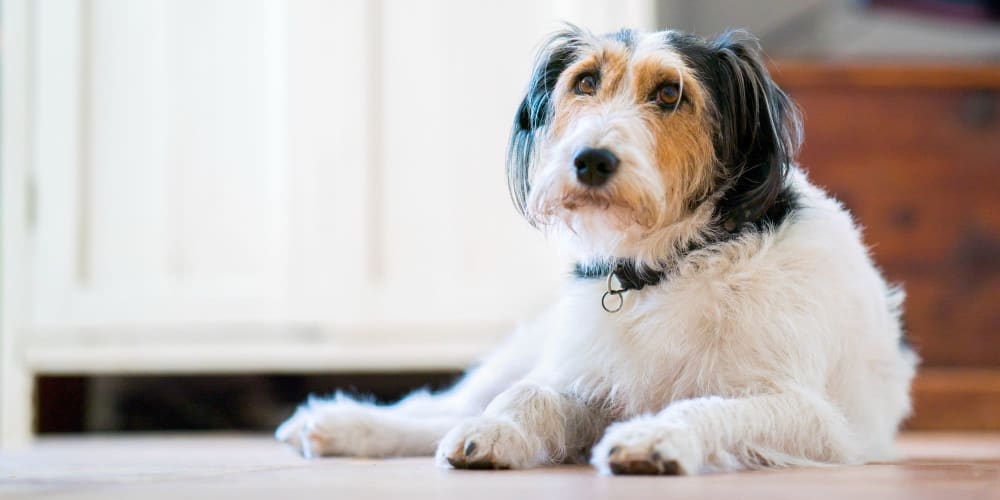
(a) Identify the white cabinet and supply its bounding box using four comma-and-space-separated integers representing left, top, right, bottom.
1, 0, 654, 444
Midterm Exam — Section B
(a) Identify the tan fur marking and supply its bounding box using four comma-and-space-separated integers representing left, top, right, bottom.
549, 42, 630, 138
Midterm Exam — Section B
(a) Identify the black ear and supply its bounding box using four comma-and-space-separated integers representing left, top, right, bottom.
707, 30, 802, 228
507, 28, 584, 217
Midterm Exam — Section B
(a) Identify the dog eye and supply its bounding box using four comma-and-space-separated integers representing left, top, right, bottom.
574, 74, 598, 96
654, 83, 681, 109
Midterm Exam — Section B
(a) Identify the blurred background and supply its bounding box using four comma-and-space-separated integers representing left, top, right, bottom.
1, 0, 998, 444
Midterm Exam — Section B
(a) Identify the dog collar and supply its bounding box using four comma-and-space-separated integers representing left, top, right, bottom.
573, 260, 665, 313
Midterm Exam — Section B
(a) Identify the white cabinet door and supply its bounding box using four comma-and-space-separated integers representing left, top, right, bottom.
31, 0, 291, 328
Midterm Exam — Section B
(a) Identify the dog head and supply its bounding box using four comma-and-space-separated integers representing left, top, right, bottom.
508, 27, 801, 266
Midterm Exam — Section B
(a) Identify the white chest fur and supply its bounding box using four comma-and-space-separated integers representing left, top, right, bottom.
527, 200, 862, 420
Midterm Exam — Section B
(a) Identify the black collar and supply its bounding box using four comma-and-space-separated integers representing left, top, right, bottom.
572, 234, 718, 294
573, 259, 665, 292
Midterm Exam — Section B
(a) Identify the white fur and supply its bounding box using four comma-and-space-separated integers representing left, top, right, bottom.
277, 30, 917, 475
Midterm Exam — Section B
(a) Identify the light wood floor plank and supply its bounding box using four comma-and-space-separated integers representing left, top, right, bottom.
1, 432, 998, 499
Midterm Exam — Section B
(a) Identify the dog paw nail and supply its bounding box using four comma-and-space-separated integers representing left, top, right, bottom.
651, 451, 661, 461
464, 441, 478, 456
609, 461, 629, 475
608, 446, 620, 457
660, 459, 681, 475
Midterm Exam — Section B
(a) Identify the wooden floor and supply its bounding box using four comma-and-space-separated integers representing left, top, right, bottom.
1, 433, 998, 499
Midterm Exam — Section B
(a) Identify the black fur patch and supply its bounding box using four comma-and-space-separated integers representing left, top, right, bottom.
508, 29, 586, 217
668, 30, 802, 232
749, 185, 799, 232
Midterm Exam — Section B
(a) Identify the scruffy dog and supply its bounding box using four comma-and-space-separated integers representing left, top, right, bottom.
277, 27, 918, 475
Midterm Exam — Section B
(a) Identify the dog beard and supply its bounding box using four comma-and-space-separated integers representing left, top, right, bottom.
529, 186, 661, 234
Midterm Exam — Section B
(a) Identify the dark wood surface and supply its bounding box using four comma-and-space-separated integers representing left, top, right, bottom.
776, 62, 1000, 367
909, 368, 1000, 431
774, 61, 1000, 429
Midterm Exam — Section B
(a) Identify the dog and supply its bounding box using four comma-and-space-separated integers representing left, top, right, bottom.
276, 26, 918, 475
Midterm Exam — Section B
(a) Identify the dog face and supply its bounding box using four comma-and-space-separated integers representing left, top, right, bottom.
508, 28, 801, 263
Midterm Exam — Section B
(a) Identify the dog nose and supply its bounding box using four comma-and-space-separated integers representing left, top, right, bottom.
573, 148, 619, 187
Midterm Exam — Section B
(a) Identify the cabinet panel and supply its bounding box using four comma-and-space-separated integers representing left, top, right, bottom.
31, 0, 291, 326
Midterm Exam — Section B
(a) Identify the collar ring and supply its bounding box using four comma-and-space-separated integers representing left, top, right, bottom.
602, 270, 627, 313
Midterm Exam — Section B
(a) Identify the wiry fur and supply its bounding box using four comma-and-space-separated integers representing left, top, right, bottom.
276, 27, 917, 475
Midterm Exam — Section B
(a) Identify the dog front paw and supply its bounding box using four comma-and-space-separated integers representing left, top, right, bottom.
436, 417, 542, 470
275, 404, 345, 458
275, 400, 387, 458
275, 406, 311, 452
591, 417, 703, 475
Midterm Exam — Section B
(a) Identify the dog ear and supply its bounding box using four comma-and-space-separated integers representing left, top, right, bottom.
708, 30, 802, 228
507, 28, 584, 218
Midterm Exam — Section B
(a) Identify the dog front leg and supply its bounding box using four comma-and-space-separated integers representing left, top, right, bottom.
591, 387, 861, 475
437, 383, 604, 469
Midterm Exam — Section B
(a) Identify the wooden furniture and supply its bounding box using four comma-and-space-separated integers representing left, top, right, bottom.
774, 62, 1000, 430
